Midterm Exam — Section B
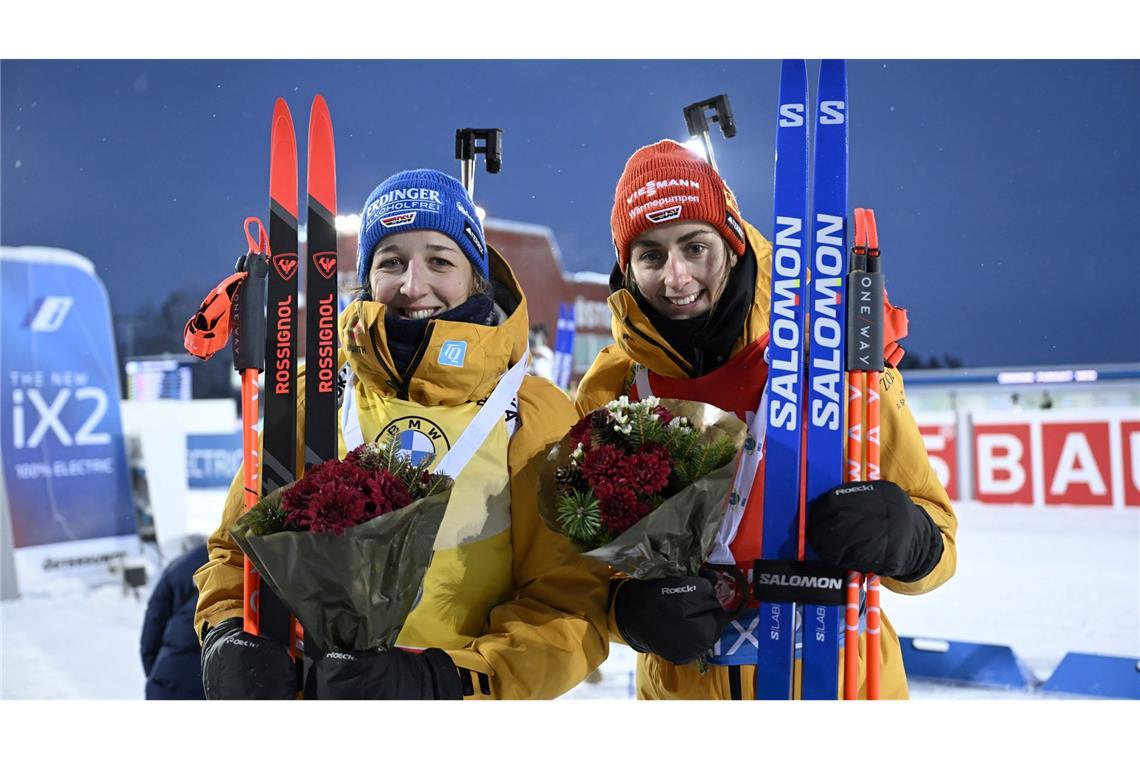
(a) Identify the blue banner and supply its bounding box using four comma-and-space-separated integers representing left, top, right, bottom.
186, 432, 243, 489
1, 248, 136, 550
554, 302, 576, 391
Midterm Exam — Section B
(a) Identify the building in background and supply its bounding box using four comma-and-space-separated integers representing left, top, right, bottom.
483, 219, 611, 388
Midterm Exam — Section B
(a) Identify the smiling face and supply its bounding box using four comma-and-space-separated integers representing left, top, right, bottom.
626, 221, 737, 319
368, 229, 476, 319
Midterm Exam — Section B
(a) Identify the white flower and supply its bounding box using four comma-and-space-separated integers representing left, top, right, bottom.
607, 395, 631, 411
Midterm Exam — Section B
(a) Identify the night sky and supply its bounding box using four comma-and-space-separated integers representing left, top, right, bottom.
2, 59, 1138, 368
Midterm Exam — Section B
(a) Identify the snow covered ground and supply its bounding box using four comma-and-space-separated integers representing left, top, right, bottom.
2, 501, 1136, 700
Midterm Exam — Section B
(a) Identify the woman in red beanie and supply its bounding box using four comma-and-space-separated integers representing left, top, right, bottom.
574, 139, 957, 699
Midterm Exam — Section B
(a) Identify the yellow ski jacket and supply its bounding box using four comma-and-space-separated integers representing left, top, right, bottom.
194, 248, 610, 699
575, 221, 957, 699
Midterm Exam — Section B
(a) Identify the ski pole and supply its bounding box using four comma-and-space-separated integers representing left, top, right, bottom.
682, 94, 735, 173
232, 220, 270, 635
863, 209, 883, 699
183, 218, 269, 634
455, 128, 502, 201
844, 208, 885, 699
843, 208, 867, 698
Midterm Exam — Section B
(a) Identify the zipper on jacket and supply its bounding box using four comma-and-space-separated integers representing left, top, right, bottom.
623, 317, 694, 377
395, 322, 436, 400
365, 324, 402, 391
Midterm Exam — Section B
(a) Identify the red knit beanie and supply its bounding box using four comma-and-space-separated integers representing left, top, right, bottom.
610, 139, 747, 272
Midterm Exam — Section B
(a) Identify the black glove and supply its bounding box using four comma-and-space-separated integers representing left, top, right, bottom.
613, 575, 728, 665
807, 480, 943, 582
200, 617, 297, 700
315, 647, 463, 700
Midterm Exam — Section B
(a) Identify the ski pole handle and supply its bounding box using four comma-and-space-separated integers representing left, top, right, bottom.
232, 220, 269, 374
846, 271, 885, 374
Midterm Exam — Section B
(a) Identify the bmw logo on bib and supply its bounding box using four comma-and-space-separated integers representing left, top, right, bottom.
380, 416, 451, 467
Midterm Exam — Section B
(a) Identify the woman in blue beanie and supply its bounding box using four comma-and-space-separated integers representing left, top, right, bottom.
195, 169, 610, 700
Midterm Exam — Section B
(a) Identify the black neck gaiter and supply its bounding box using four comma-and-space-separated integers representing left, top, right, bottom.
630, 243, 757, 377
383, 294, 496, 377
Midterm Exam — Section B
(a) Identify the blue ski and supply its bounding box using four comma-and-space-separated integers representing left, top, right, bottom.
801, 59, 849, 700
756, 59, 810, 700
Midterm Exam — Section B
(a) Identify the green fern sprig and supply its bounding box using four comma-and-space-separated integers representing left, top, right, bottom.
352, 437, 452, 500
240, 494, 289, 536
555, 488, 605, 545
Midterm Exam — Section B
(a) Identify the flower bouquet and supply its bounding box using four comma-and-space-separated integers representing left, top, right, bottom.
229, 438, 453, 653
538, 396, 747, 580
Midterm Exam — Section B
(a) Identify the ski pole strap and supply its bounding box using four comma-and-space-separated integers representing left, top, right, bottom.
340, 349, 529, 479
184, 270, 247, 361
184, 217, 270, 362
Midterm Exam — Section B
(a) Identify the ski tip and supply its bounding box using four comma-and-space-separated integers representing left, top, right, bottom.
306, 95, 336, 213
780, 59, 808, 78
310, 94, 330, 121
271, 98, 297, 150
270, 101, 299, 220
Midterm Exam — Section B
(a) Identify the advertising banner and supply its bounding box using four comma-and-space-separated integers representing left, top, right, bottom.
968, 409, 1139, 508
186, 432, 242, 489
1, 247, 138, 587
916, 411, 959, 502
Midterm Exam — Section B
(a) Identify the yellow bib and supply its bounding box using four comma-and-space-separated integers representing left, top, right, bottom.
340, 386, 514, 649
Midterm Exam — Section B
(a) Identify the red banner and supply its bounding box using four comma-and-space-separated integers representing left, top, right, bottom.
1040, 422, 1113, 506
1122, 421, 1140, 508
918, 420, 958, 501
972, 422, 1034, 506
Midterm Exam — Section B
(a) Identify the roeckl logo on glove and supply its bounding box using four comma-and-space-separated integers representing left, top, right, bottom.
229, 638, 259, 649
325, 651, 356, 661
834, 484, 875, 495
661, 584, 697, 595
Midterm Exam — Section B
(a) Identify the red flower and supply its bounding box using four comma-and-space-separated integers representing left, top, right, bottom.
653, 405, 673, 425
280, 459, 412, 535
631, 442, 672, 496
568, 415, 595, 448
580, 443, 628, 484
598, 488, 652, 535
367, 469, 413, 517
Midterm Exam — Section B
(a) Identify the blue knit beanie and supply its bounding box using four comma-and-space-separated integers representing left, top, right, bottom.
357, 169, 489, 286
